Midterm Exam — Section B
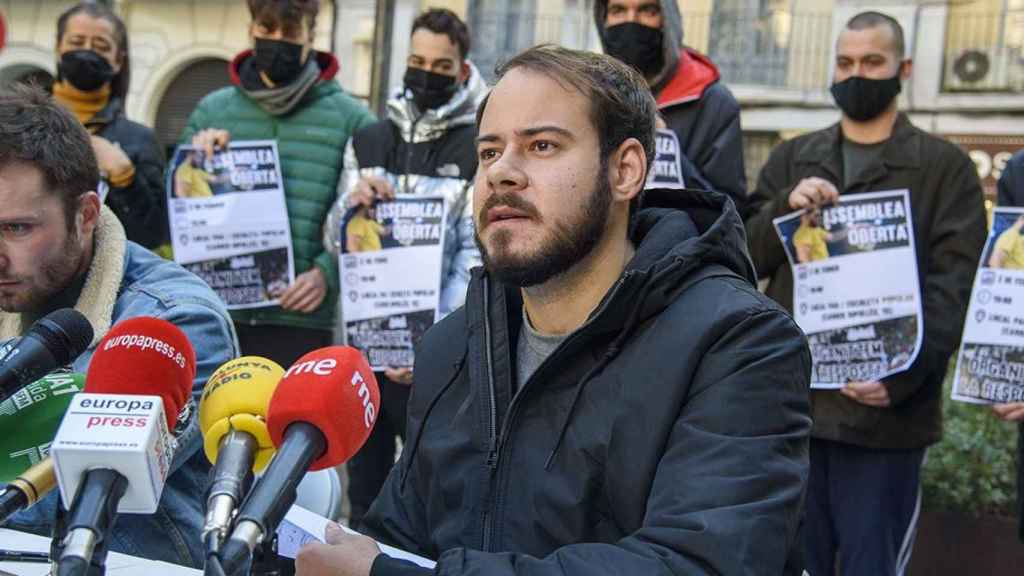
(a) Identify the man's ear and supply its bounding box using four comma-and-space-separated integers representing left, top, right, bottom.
76, 192, 102, 239
460, 61, 471, 84
607, 138, 647, 207
899, 58, 913, 81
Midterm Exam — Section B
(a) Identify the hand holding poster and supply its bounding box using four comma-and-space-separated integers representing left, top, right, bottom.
339, 195, 447, 371
166, 141, 294, 309
952, 207, 1024, 405
772, 190, 923, 389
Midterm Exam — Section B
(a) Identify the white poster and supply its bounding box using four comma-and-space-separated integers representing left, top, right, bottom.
645, 128, 686, 190
166, 140, 294, 310
773, 190, 923, 389
952, 207, 1024, 405
339, 195, 447, 371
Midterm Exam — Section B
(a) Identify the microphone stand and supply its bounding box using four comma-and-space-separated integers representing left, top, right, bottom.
50, 502, 111, 576
251, 531, 284, 576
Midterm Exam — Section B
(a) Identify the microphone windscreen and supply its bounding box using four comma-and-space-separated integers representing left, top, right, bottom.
267, 346, 379, 471
0, 372, 85, 482
85, 317, 196, 429
31, 308, 93, 365
199, 356, 283, 471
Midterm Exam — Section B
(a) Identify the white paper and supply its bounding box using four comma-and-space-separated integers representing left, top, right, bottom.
772, 190, 923, 389
277, 505, 436, 569
0, 528, 200, 575
166, 140, 294, 310
952, 207, 1024, 404
339, 195, 447, 370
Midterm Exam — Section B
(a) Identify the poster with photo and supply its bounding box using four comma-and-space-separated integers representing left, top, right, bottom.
952, 207, 1024, 405
166, 140, 294, 309
645, 128, 686, 190
339, 195, 447, 370
772, 189, 922, 389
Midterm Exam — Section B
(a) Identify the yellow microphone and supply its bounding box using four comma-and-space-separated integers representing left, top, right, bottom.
198, 356, 283, 553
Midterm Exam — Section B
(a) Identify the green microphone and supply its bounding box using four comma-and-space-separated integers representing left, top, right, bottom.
0, 372, 85, 482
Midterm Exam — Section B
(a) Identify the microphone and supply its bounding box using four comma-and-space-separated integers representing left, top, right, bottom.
0, 308, 92, 403
0, 372, 85, 522
198, 356, 284, 554
49, 317, 195, 576
219, 347, 379, 575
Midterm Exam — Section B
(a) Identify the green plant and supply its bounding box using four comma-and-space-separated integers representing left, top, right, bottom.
921, 363, 1020, 518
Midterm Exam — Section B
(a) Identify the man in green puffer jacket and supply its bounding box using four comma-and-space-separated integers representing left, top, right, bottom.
180, 0, 375, 365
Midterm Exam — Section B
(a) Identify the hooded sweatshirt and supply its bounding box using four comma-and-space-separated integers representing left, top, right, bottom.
594, 0, 748, 208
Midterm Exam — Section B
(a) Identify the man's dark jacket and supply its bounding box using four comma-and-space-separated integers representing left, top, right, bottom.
87, 97, 169, 249
745, 114, 987, 450
361, 188, 812, 575
995, 150, 1024, 543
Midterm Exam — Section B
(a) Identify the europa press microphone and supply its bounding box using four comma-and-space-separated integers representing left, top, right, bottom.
217, 346, 380, 575
49, 317, 195, 576
0, 372, 85, 522
0, 308, 92, 403
198, 356, 284, 554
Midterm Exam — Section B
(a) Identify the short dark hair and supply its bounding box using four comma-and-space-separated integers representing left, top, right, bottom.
476, 45, 657, 219
845, 11, 906, 59
0, 84, 99, 228
247, 0, 320, 37
57, 2, 131, 105
411, 8, 470, 61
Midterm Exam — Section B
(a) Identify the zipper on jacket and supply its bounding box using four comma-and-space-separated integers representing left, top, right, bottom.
480, 276, 498, 551
479, 274, 631, 551
403, 117, 421, 194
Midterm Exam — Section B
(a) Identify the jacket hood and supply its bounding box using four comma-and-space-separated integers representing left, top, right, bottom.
229, 49, 340, 86
613, 188, 755, 326
476, 188, 755, 343
594, 0, 683, 91
387, 61, 488, 143
656, 48, 721, 109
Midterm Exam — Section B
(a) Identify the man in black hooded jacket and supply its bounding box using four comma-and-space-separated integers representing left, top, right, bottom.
294, 46, 811, 576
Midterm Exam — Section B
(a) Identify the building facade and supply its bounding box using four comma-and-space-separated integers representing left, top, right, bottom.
1, 0, 1021, 199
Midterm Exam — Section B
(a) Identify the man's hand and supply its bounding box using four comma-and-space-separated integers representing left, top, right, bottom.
279, 268, 328, 313
348, 176, 395, 208
840, 380, 891, 407
295, 522, 381, 576
91, 136, 133, 177
192, 128, 231, 158
384, 367, 413, 386
992, 402, 1024, 422
788, 177, 840, 210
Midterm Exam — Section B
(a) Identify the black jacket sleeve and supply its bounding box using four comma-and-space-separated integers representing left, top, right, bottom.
368, 307, 812, 576
885, 147, 987, 405
998, 151, 1024, 207
744, 140, 799, 280
105, 124, 169, 249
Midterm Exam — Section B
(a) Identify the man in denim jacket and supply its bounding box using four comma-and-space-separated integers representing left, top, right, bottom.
0, 85, 238, 567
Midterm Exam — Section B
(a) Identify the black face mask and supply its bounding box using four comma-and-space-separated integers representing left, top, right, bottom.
58, 49, 115, 92
830, 73, 903, 122
251, 38, 306, 86
403, 67, 459, 111
603, 22, 664, 78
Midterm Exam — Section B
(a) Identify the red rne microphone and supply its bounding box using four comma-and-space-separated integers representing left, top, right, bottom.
50, 318, 195, 576
219, 346, 378, 574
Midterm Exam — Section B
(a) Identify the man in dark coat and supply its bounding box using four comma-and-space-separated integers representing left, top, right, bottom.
294, 45, 811, 576
745, 11, 987, 574
593, 0, 747, 207
994, 150, 1024, 543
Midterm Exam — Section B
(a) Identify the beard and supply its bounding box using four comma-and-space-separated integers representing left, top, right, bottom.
475, 162, 612, 288
0, 228, 84, 313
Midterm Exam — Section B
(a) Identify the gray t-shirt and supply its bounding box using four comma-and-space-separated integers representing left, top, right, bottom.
842, 138, 887, 188
516, 306, 570, 390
